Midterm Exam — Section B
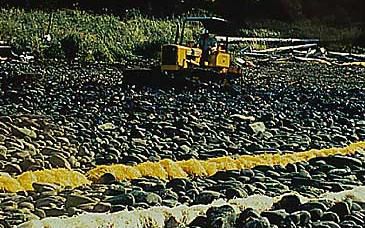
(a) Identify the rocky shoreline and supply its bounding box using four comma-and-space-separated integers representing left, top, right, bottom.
1, 61, 364, 170
0, 60, 365, 227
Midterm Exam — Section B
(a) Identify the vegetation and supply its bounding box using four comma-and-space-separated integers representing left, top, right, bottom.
0, 6, 364, 63
0, 9, 198, 62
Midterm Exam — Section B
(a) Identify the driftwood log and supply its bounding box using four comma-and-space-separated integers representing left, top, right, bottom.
252, 43, 318, 54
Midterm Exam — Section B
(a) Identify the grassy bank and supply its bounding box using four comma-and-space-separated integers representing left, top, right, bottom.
0, 9, 189, 62
0, 8, 364, 63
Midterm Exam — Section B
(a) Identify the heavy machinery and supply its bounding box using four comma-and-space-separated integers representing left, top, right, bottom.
161, 17, 242, 77
124, 17, 243, 87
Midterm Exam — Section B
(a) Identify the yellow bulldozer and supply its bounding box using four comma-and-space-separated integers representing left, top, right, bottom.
161, 17, 242, 76
124, 17, 243, 87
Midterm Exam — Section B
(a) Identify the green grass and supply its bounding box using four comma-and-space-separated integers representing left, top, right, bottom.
0, 8, 364, 62
0, 8, 199, 62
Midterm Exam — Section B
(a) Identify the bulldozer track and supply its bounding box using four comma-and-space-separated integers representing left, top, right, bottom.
122, 66, 243, 90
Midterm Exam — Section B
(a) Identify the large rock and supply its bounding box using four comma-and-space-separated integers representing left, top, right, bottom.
195, 190, 222, 204
42, 207, 65, 217
261, 210, 288, 226
237, 208, 261, 223
206, 205, 236, 228
49, 154, 71, 169
32, 182, 57, 192
0, 145, 7, 155
3, 163, 22, 174
273, 194, 302, 213
12, 125, 37, 139
98, 173, 117, 184
189, 216, 208, 227
312, 221, 341, 228
239, 217, 271, 228
35, 196, 64, 208
329, 202, 351, 218
106, 194, 135, 206
130, 190, 162, 206
65, 195, 97, 208
93, 202, 111, 213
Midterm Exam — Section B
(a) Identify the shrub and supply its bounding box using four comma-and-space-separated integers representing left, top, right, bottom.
61, 32, 81, 61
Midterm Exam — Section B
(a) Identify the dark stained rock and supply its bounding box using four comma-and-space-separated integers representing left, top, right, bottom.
261, 210, 288, 226
98, 173, 117, 184
65, 195, 96, 209
329, 202, 351, 218
93, 202, 111, 213
312, 221, 341, 228
273, 194, 302, 213
194, 191, 222, 204
206, 205, 236, 228
225, 187, 248, 199
106, 193, 135, 206
321, 212, 340, 223
130, 190, 162, 206
240, 217, 271, 228
189, 215, 208, 228
308, 208, 324, 221
300, 202, 328, 212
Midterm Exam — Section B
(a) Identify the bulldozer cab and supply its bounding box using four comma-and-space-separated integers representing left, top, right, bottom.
177, 17, 228, 49
198, 30, 217, 50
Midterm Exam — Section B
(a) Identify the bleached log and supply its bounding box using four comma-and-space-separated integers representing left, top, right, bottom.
293, 56, 332, 65
252, 43, 318, 54
340, 62, 365, 67
216, 36, 319, 44
239, 52, 271, 57
327, 51, 365, 60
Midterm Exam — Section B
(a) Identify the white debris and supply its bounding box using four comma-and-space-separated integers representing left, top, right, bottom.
19, 186, 365, 228
230, 114, 256, 122
249, 122, 266, 134
320, 186, 365, 202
